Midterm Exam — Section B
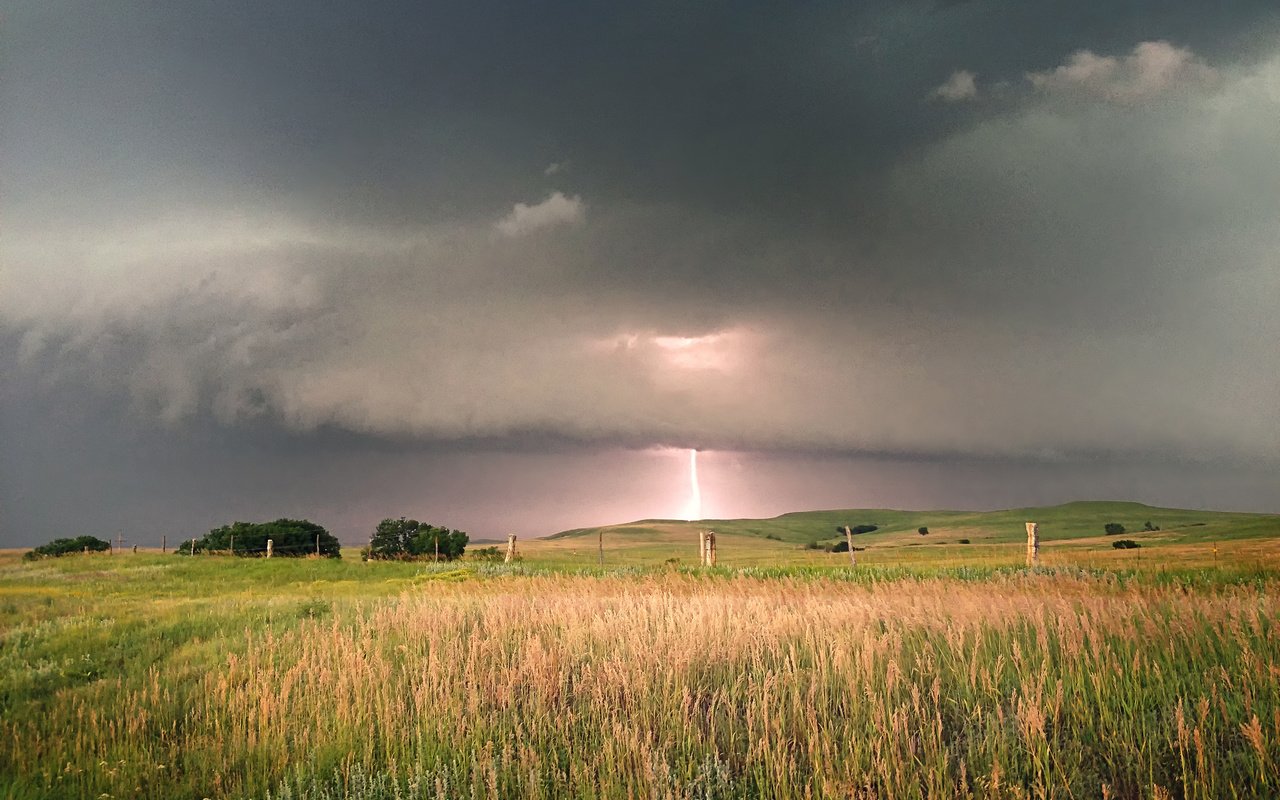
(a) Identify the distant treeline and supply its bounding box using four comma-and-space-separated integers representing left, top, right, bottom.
176, 519, 342, 557
23, 536, 111, 561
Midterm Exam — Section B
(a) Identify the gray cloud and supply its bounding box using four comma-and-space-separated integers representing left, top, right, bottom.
930, 70, 979, 101
8, 38, 1278, 464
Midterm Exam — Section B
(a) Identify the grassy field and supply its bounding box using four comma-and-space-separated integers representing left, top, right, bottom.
535, 500, 1280, 570
2, 501, 1278, 799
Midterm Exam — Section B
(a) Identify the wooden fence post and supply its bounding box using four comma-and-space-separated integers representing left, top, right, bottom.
845, 525, 856, 566
162, 535, 166, 554
266, 539, 273, 558
703, 531, 716, 567
505, 534, 517, 564
1025, 522, 1039, 567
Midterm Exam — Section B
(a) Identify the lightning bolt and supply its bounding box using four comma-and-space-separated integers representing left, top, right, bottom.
688, 449, 702, 521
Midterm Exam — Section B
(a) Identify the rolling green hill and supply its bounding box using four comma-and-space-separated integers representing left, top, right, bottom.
530, 501, 1279, 570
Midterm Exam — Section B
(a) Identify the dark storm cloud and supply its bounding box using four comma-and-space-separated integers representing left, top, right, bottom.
3, 2, 1279, 545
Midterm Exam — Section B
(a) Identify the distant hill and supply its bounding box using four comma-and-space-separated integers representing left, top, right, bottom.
530, 501, 1278, 570
549, 501, 1272, 542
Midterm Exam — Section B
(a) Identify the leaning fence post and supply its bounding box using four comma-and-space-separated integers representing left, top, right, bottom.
1025, 522, 1039, 567
266, 539, 273, 558
505, 534, 517, 564
845, 525, 856, 566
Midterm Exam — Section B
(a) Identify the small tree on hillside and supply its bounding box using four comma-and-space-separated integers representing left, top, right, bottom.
1104, 523, 1126, 536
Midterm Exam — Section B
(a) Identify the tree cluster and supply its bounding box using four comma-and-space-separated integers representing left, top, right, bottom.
835, 524, 879, 535
367, 517, 468, 561
24, 535, 111, 561
176, 519, 341, 557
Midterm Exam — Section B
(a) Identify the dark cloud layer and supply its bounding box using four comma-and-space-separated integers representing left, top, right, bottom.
3, 2, 1278, 545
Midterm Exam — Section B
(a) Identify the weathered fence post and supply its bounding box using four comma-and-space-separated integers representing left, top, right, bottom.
132, 544, 137, 554
844, 525, 856, 567
505, 534, 517, 564
1025, 522, 1039, 567
598, 529, 604, 567
161, 535, 167, 554
315, 534, 321, 557
703, 531, 717, 567
266, 539, 273, 558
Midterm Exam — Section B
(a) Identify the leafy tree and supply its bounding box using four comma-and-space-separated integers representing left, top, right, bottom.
1104, 523, 1126, 536
24, 535, 111, 561
917, 526, 929, 535
1143, 521, 1160, 532
408, 525, 468, 560
369, 518, 467, 561
176, 519, 340, 557
370, 517, 421, 559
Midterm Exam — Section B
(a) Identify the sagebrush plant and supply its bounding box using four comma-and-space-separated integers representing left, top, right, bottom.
1, 556, 1277, 799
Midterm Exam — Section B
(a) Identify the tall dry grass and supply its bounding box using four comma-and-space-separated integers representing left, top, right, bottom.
5, 571, 1278, 798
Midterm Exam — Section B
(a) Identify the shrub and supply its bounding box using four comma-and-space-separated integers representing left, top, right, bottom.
917, 526, 929, 536
1112, 539, 1141, 549
470, 546, 503, 562
1104, 523, 1126, 536
764, 533, 782, 541
1143, 521, 1160, 531
836, 524, 879, 535
958, 539, 971, 544
829, 541, 866, 553
23, 535, 111, 561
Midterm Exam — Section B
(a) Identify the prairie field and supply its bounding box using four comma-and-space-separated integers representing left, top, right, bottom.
2, 539, 1278, 799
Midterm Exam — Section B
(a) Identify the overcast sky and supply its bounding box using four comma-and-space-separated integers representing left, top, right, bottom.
3, 1, 1278, 546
